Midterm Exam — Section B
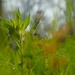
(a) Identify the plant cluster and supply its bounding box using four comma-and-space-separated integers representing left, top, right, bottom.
0, 9, 75, 75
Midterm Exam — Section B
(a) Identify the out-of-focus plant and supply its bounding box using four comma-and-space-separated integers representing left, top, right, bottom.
0, 9, 30, 75
0, 9, 45, 75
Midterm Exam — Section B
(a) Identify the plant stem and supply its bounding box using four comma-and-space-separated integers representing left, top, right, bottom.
19, 33, 24, 75
28, 69, 31, 75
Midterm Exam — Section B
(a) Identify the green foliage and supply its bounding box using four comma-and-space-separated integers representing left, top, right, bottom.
0, 9, 75, 75
66, 0, 73, 24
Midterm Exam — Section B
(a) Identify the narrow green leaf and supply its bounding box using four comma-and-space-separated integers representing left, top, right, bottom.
22, 14, 30, 30
16, 8, 22, 20
15, 8, 22, 28
2, 19, 12, 27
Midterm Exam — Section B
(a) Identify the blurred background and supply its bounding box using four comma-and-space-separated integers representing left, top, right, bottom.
0, 0, 75, 38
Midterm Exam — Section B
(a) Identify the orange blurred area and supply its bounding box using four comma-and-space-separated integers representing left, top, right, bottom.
47, 55, 69, 70
41, 42, 58, 56
60, 56, 68, 67
54, 25, 70, 41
